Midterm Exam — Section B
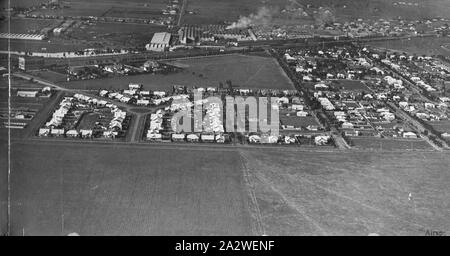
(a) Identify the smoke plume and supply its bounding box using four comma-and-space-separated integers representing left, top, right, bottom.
226, 6, 277, 29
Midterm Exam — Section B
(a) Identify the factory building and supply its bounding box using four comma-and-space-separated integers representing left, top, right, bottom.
146, 32, 172, 52
178, 25, 254, 45
0, 33, 46, 40
178, 25, 214, 45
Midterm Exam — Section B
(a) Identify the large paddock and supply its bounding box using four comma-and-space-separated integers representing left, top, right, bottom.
240, 148, 450, 235
62, 54, 296, 91
4, 141, 253, 235
1, 140, 450, 235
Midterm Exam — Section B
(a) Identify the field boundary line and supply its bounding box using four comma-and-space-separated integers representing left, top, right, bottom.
239, 150, 265, 236
243, 156, 329, 236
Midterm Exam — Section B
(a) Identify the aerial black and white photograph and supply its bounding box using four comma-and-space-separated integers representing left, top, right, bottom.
1, 0, 450, 237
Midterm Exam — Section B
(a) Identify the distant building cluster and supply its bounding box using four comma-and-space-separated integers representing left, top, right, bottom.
39, 93, 130, 139
178, 25, 255, 45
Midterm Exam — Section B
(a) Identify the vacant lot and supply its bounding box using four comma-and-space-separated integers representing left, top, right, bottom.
0, 131, 7, 235
240, 148, 450, 235
28, 70, 67, 83
103, 7, 163, 19
77, 112, 101, 130
27, 0, 169, 18
3, 140, 450, 235
5, 141, 253, 235
69, 22, 165, 50
300, 0, 450, 20
1, 0, 47, 8
183, 0, 264, 24
428, 120, 450, 134
62, 54, 295, 91
182, 0, 450, 25
350, 137, 433, 151
0, 38, 90, 53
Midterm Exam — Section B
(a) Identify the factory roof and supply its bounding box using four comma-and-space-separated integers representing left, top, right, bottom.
151, 32, 171, 45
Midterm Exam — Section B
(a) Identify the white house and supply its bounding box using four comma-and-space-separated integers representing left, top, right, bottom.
38, 128, 50, 136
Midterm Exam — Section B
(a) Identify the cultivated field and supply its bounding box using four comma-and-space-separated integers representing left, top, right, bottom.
240, 148, 450, 235
4, 141, 253, 235
62, 54, 296, 91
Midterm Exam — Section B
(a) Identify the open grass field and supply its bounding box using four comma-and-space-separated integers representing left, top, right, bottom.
183, 0, 268, 24
77, 112, 100, 130
0, 86, 60, 139
2, 139, 450, 235
102, 7, 163, 19
4, 141, 253, 235
350, 137, 433, 151
240, 148, 450, 235
0, 131, 7, 235
280, 115, 320, 129
28, 70, 67, 83
0, 85, 64, 139
62, 54, 296, 91
368, 36, 450, 57
428, 120, 450, 140
1, 0, 47, 8
299, 0, 450, 20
